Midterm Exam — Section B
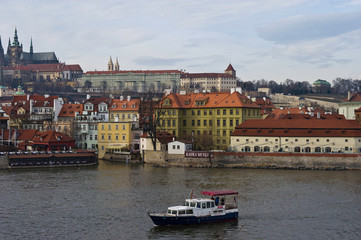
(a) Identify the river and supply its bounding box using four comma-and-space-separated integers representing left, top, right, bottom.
0, 161, 360, 240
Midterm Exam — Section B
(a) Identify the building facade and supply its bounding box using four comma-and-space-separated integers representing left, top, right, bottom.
180, 64, 237, 92
156, 90, 261, 150
339, 93, 361, 120
231, 118, 361, 153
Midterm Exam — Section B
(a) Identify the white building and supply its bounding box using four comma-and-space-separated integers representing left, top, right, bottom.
231, 118, 361, 153
338, 93, 361, 120
168, 140, 192, 154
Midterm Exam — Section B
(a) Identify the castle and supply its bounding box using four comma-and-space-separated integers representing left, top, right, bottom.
0, 28, 59, 68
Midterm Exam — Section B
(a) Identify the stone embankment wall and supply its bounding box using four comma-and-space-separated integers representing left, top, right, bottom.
143, 151, 361, 170
270, 94, 339, 110
0, 155, 9, 169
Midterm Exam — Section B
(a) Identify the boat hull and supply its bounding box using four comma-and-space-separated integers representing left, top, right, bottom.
149, 211, 238, 226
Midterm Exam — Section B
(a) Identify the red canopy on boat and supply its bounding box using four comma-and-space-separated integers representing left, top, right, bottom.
201, 190, 238, 196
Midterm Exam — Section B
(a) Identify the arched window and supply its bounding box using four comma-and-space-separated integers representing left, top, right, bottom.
325, 147, 331, 153
304, 147, 311, 153
244, 146, 250, 152
263, 146, 270, 152
254, 146, 260, 152
294, 146, 301, 152
315, 147, 321, 152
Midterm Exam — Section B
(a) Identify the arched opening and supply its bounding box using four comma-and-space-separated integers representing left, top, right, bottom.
325, 147, 331, 153
244, 146, 251, 152
263, 146, 270, 152
304, 147, 311, 153
294, 146, 301, 152
315, 147, 321, 153
254, 146, 260, 152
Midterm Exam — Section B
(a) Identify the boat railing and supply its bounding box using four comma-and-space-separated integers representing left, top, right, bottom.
225, 203, 237, 210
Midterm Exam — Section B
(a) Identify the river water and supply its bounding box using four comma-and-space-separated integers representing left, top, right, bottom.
0, 161, 360, 240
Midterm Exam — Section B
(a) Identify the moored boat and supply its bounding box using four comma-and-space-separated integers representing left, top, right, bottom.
148, 190, 239, 226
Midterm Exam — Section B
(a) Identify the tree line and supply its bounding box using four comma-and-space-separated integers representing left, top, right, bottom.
237, 78, 361, 96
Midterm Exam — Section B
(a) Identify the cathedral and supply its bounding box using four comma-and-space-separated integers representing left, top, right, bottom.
0, 28, 59, 68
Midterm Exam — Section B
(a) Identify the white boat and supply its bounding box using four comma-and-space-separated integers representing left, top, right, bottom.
148, 190, 239, 226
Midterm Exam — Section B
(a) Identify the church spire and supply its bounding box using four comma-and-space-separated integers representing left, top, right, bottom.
115, 57, 119, 71
12, 27, 19, 47
30, 37, 33, 54
107, 56, 114, 71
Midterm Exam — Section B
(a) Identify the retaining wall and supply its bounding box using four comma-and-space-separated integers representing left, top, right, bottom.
143, 151, 361, 170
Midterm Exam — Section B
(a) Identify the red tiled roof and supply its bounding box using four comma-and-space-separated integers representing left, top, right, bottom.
31, 130, 74, 142
109, 98, 140, 112
278, 114, 345, 120
85, 70, 181, 75
232, 119, 361, 137
62, 64, 83, 71
181, 73, 234, 78
342, 93, 361, 102
59, 103, 83, 117
225, 64, 235, 71
140, 131, 175, 144
160, 91, 259, 109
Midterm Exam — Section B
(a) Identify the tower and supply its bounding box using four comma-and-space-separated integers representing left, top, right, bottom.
107, 56, 114, 71
7, 28, 23, 67
30, 37, 33, 55
225, 63, 236, 78
0, 35, 4, 86
114, 57, 119, 71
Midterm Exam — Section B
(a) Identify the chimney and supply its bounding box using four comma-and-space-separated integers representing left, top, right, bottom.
86, 94, 91, 100
30, 99, 34, 114
120, 96, 124, 101
317, 112, 320, 119
127, 96, 131, 101
230, 88, 235, 94
348, 91, 352, 101
27, 95, 30, 101
236, 87, 242, 94
263, 97, 266, 102
44, 94, 49, 98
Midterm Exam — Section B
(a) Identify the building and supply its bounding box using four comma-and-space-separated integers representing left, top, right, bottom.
0, 28, 58, 68
168, 140, 192, 155
231, 118, 361, 153
78, 59, 181, 93
54, 103, 84, 138
109, 96, 140, 122
180, 64, 237, 92
140, 131, 175, 153
338, 92, 361, 120
252, 97, 275, 118
97, 121, 134, 159
156, 89, 261, 150
312, 79, 331, 94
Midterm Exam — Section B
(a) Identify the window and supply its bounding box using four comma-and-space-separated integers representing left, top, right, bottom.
197, 120, 200, 126
204, 120, 207, 126
197, 110, 201, 115
173, 120, 176, 127
285, 139, 288, 142
230, 119, 233, 127
183, 120, 187, 127
345, 139, 348, 142
223, 109, 226, 115
236, 119, 239, 126
123, 125, 126, 130
230, 109, 233, 115
209, 110, 213, 115
101, 135, 105, 140
122, 135, 126, 140
209, 120, 213, 126
115, 135, 119, 140
101, 125, 105, 130
115, 125, 119, 130
167, 120, 171, 126
223, 131, 226, 136
192, 120, 195, 126
217, 119, 220, 126
192, 110, 195, 116
90, 135, 93, 140
173, 145, 175, 149
217, 110, 220, 115
108, 125, 111, 130
306, 139, 309, 142
223, 119, 226, 126
108, 135, 111, 140
177, 145, 180, 149
204, 110, 207, 115
95, 135, 98, 140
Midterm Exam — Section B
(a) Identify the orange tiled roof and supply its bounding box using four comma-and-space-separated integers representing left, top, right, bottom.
32, 130, 74, 142
62, 64, 83, 71
232, 119, 361, 137
140, 131, 175, 144
160, 91, 259, 109
109, 98, 140, 112
59, 103, 83, 117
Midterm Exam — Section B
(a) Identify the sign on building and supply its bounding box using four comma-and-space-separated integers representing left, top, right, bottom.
185, 151, 214, 158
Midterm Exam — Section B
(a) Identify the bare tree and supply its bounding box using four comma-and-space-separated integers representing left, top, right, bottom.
140, 86, 164, 150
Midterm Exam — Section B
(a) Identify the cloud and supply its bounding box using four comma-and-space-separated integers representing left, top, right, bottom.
134, 56, 186, 67
258, 10, 361, 44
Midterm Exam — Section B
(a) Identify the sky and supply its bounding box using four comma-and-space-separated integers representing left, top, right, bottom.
1, 0, 361, 83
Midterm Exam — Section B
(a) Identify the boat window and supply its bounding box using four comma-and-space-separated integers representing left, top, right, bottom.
207, 202, 211, 208
178, 210, 186, 215
186, 209, 193, 214
197, 202, 201, 208
211, 202, 215, 208
171, 210, 177, 215
202, 202, 206, 208
185, 201, 189, 206
190, 202, 196, 207
167, 210, 171, 214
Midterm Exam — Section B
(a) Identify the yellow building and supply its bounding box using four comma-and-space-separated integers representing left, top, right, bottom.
108, 97, 140, 122
97, 122, 132, 159
156, 90, 261, 150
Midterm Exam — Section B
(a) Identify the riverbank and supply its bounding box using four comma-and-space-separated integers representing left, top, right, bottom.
143, 151, 361, 170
